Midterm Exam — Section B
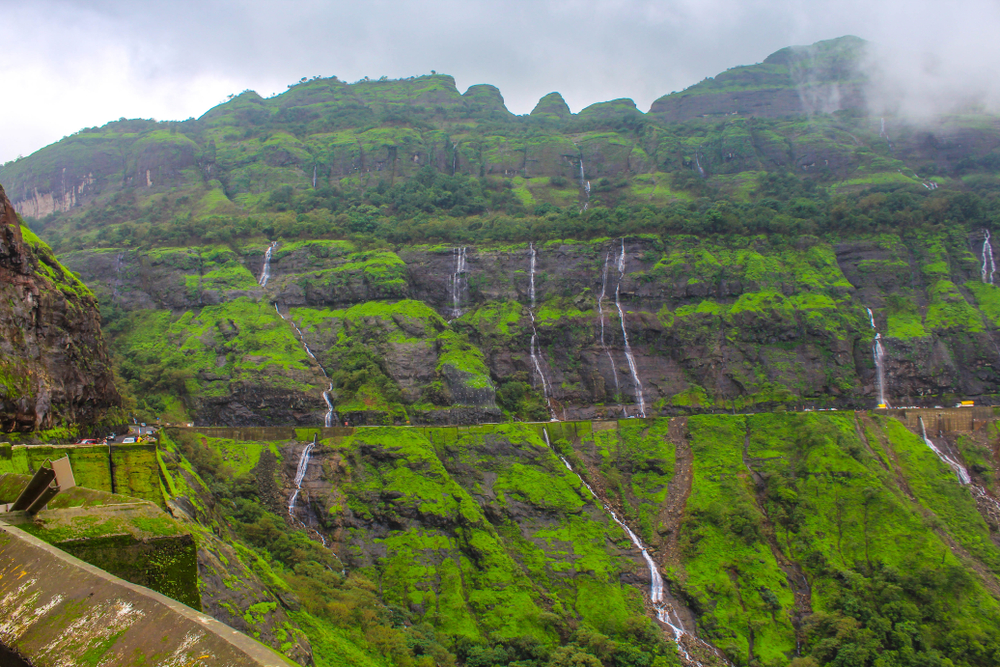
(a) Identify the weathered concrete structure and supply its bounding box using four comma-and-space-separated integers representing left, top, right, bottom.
884, 406, 996, 434
0, 443, 161, 507
0, 523, 297, 667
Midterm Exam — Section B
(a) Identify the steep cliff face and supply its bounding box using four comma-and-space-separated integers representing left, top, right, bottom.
159, 412, 1000, 667
57, 227, 1000, 427
0, 184, 121, 432
648, 36, 869, 123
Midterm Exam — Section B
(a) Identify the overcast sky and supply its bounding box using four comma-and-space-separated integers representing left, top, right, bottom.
3, 0, 999, 165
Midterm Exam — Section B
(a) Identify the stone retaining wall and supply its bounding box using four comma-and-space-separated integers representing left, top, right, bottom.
0, 523, 296, 667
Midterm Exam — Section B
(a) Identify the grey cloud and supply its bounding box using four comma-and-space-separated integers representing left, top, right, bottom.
2, 0, 1000, 164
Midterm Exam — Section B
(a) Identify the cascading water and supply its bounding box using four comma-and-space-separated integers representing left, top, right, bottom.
918, 417, 971, 484
450, 247, 467, 319
917, 418, 1000, 519
258, 242, 277, 287
528, 243, 556, 420
312, 165, 317, 189
615, 240, 646, 418
543, 429, 708, 666
289, 437, 316, 516
597, 252, 621, 403
322, 385, 335, 428
694, 155, 706, 178
275, 303, 337, 426
982, 230, 995, 285
452, 143, 459, 175
867, 308, 889, 408
578, 157, 591, 210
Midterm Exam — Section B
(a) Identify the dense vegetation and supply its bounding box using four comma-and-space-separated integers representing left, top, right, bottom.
153, 410, 1000, 667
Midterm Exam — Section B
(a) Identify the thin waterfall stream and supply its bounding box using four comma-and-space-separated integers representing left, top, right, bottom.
597, 252, 622, 409
982, 229, 995, 285
287, 436, 332, 550
276, 303, 337, 427
258, 241, 277, 287
615, 240, 646, 418
288, 436, 316, 516
919, 417, 970, 484
918, 417, 1000, 516
528, 243, 556, 420
450, 247, 467, 319
543, 428, 712, 666
867, 308, 889, 408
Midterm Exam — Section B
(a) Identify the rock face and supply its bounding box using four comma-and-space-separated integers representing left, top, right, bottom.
648, 35, 869, 123
57, 228, 1000, 426
0, 184, 121, 432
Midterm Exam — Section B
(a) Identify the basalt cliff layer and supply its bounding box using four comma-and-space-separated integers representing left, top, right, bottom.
0, 185, 121, 432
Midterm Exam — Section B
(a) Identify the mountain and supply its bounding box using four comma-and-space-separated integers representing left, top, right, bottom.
3, 34, 1000, 667
3, 35, 1000, 427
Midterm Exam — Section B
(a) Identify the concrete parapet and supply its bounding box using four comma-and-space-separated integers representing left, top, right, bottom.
0, 443, 162, 507
0, 523, 297, 667
885, 407, 995, 434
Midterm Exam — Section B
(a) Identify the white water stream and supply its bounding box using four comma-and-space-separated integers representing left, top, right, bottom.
615, 240, 646, 418
528, 243, 556, 419
918, 417, 971, 484
867, 308, 889, 408
543, 429, 706, 666
275, 303, 337, 427
598, 252, 622, 402
982, 230, 995, 285
258, 242, 277, 287
288, 438, 316, 515
450, 247, 467, 319
917, 417, 1000, 522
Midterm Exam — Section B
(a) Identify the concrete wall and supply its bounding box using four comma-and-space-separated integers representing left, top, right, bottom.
0, 443, 162, 507
0, 523, 297, 667
887, 407, 996, 434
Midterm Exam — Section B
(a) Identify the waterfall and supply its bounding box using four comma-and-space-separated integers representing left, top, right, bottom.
275, 303, 338, 426
450, 247, 467, 319
598, 252, 621, 402
528, 243, 556, 420
312, 165, 317, 189
452, 143, 459, 175
529, 242, 537, 308
578, 157, 591, 211
543, 429, 706, 666
917, 418, 1000, 519
867, 308, 889, 408
615, 240, 646, 418
322, 384, 335, 428
288, 437, 317, 516
695, 155, 706, 178
982, 230, 995, 285
258, 242, 277, 287
918, 417, 971, 484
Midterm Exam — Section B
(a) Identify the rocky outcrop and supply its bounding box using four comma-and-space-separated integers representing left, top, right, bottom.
0, 184, 121, 432
55, 228, 1000, 426
648, 35, 869, 123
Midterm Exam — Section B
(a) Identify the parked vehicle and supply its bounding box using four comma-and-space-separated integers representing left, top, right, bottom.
121, 437, 136, 444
